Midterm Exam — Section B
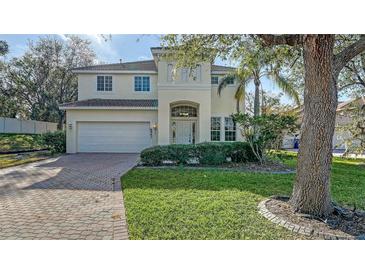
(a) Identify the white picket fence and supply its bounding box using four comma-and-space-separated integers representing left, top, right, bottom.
0, 117, 58, 134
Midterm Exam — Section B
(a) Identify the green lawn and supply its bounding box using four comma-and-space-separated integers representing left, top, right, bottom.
122, 154, 365, 239
0, 133, 45, 153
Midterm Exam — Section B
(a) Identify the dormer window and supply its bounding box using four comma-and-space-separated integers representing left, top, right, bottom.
97, 76, 112, 91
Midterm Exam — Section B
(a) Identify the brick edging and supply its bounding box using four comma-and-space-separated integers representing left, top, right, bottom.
257, 198, 355, 240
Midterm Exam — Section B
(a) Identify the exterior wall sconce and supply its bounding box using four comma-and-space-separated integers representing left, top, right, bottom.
68, 123, 73, 130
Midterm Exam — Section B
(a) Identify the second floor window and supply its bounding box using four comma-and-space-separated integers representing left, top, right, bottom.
211, 76, 219, 85
134, 76, 151, 92
226, 77, 235, 85
97, 76, 112, 91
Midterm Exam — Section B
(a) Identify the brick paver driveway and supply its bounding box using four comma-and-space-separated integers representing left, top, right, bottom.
0, 153, 139, 240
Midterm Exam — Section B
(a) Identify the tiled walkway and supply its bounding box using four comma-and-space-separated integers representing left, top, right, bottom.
0, 153, 139, 240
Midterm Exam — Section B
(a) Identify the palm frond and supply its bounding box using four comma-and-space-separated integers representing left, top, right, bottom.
270, 71, 300, 106
217, 74, 235, 96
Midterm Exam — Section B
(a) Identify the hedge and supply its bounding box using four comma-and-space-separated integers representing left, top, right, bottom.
41, 130, 66, 154
140, 142, 258, 166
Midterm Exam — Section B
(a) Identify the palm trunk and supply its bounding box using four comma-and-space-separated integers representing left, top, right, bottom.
253, 75, 260, 117
289, 35, 337, 217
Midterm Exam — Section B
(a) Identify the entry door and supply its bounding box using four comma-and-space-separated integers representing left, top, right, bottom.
176, 120, 195, 144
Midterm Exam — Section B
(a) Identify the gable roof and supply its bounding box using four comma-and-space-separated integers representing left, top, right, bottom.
73, 60, 157, 72
59, 99, 158, 109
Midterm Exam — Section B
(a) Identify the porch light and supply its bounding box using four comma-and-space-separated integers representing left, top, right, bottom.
152, 123, 158, 129
68, 123, 73, 130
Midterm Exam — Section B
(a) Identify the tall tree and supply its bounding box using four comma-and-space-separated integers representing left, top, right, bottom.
163, 34, 365, 217
0, 40, 8, 56
1, 35, 95, 127
0, 40, 19, 118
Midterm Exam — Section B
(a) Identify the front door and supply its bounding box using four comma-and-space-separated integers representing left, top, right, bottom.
175, 120, 196, 144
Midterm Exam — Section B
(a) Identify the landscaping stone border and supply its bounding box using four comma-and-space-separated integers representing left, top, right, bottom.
258, 198, 355, 240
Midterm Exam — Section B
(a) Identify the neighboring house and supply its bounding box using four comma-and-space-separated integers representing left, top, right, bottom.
282, 97, 365, 149
60, 47, 244, 153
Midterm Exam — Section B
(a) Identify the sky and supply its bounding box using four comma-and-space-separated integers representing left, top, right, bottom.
0, 34, 292, 104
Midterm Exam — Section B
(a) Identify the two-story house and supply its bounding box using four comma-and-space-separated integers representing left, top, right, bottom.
60, 47, 244, 153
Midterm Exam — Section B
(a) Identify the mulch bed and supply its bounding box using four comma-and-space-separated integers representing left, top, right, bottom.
265, 197, 365, 239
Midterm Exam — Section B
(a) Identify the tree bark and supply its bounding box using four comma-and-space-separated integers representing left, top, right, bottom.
289, 35, 337, 217
253, 74, 261, 117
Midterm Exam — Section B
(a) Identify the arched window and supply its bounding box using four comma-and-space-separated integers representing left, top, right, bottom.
171, 105, 197, 117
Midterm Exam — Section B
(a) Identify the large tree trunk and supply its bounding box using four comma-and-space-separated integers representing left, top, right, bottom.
253, 75, 260, 117
289, 35, 338, 217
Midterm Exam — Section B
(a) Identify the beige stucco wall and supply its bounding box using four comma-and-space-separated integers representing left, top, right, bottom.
69, 59, 244, 149
66, 109, 158, 153
211, 82, 245, 142
77, 73, 158, 100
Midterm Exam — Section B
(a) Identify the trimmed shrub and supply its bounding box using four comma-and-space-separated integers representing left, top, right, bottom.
41, 130, 66, 154
140, 142, 259, 166
195, 142, 227, 165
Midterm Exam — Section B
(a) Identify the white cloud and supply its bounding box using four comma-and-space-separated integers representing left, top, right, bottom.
81, 34, 119, 63
138, 55, 149, 60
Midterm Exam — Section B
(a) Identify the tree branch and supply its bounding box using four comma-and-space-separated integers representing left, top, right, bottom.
334, 35, 365, 75
257, 35, 303, 46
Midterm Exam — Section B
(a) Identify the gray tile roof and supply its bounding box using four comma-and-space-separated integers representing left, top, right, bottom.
60, 99, 158, 108
211, 64, 235, 72
73, 59, 234, 73
73, 60, 157, 72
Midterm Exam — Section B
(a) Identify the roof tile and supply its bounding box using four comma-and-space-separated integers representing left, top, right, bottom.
60, 99, 158, 108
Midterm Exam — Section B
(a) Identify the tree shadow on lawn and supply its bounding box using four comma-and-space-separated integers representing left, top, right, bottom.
123, 167, 296, 198
122, 164, 365, 210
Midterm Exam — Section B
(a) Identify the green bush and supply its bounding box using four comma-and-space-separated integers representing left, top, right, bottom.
41, 131, 66, 154
140, 142, 258, 166
195, 142, 227, 165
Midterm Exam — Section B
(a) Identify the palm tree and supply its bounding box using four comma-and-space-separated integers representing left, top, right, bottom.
218, 65, 300, 116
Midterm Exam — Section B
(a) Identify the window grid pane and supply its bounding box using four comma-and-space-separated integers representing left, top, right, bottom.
211, 117, 221, 141
224, 117, 236, 141
104, 76, 112, 91
211, 76, 219, 85
227, 77, 234, 85
97, 76, 104, 91
171, 106, 197, 117
134, 76, 142, 91
135, 76, 150, 92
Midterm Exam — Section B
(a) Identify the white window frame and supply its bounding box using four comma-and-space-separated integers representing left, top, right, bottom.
224, 117, 236, 141
96, 75, 113, 92
210, 117, 221, 141
134, 75, 151, 92
181, 68, 189, 82
167, 64, 175, 82
211, 76, 219, 85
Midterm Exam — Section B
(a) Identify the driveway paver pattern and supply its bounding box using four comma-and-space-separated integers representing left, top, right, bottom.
0, 153, 138, 240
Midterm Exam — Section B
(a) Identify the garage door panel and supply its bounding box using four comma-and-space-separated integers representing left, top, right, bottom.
77, 122, 151, 153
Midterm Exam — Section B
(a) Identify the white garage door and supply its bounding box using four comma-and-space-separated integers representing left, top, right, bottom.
77, 122, 151, 153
